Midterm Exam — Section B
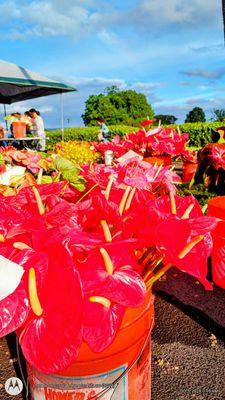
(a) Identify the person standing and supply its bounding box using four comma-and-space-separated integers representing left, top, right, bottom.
29, 108, 46, 151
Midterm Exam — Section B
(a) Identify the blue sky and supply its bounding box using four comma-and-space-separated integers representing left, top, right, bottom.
0, 0, 224, 127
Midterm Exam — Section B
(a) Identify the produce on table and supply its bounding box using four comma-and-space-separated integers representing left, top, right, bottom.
0, 156, 217, 374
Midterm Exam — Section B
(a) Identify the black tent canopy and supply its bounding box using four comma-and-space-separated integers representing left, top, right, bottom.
0, 59, 76, 135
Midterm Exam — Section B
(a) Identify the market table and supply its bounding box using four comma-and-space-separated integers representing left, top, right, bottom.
0, 137, 47, 150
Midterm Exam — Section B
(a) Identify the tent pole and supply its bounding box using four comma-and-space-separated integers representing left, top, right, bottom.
3, 104, 8, 131
60, 92, 64, 141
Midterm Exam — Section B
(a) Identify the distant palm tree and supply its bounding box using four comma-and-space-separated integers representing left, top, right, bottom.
222, 0, 225, 41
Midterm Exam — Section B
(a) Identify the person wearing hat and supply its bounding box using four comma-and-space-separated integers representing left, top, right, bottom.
29, 108, 46, 151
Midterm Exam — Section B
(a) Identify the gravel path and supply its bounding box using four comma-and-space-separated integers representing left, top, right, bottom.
152, 296, 225, 400
0, 334, 24, 400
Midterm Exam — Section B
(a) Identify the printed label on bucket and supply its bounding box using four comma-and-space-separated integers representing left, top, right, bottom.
29, 364, 128, 400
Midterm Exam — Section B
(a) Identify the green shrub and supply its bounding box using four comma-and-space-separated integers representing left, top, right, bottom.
46, 121, 223, 150
177, 184, 217, 206
46, 125, 138, 150
172, 122, 222, 148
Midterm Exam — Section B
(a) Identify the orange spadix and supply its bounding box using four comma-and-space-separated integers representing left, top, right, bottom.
13, 242, 32, 250
32, 186, 45, 215
37, 168, 43, 184
178, 235, 204, 259
101, 220, 112, 242
125, 187, 136, 211
169, 191, 177, 215
28, 268, 43, 317
119, 186, 131, 215
89, 296, 111, 308
181, 203, 195, 219
100, 248, 114, 275
105, 175, 114, 201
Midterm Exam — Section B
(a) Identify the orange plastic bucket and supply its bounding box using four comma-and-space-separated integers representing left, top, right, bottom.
12, 121, 26, 138
182, 162, 198, 183
27, 291, 154, 400
208, 196, 225, 288
144, 155, 172, 166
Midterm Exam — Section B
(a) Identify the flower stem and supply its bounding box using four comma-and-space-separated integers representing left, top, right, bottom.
146, 263, 172, 288
76, 183, 98, 204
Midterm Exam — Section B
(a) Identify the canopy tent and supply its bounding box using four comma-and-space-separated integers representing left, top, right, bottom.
0, 59, 76, 136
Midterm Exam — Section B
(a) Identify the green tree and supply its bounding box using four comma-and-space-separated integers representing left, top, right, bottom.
185, 107, 206, 123
155, 114, 177, 124
82, 86, 154, 126
212, 109, 225, 122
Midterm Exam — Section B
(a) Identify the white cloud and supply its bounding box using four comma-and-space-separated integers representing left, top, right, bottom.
182, 68, 225, 80
0, 0, 221, 41
132, 0, 220, 29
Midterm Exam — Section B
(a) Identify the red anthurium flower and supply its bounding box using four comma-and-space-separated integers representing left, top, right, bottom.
44, 195, 80, 228
211, 239, 225, 289
0, 247, 48, 337
83, 297, 125, 352
115, 159, 180, 196
81, 164, 115, 189
19, 244, 83, 374
0, 202, 45, 239
6, 182, 80, 209
155, 219, 213, 290
76, 194, 122, 233
152, 194, 202, 218
116, 158, 151, 190
73, 244, 146, 307
207, 145, 225, 170
141, 119, 157, 127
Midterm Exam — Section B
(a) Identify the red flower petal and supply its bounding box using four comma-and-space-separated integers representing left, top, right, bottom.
92, 266, 146, 307
19, 244, 83, 373
212, 238, 225, 289
83, 300, 125, 352
0, 249, 48, 337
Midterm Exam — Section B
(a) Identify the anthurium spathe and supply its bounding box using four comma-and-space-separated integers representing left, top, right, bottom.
155, 219, 213, 290
211, 240, 225, 289
73, 244, 146, 308
0, 202, 45, 240
0, 247, 48, 337
6, 182, 81, 208
83, 298, 125, 353
18, 243, 83, 374
75, 193, 122, 234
